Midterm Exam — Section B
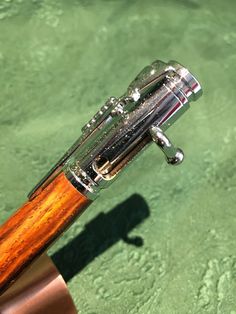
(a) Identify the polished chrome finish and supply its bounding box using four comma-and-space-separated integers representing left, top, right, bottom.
81, 97, 117, 137
29, 60, 202, 200
65, 166, 99, 200
150, 126, 184, 165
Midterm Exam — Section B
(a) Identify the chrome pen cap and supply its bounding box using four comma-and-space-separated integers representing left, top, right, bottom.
29, 60, 202, 200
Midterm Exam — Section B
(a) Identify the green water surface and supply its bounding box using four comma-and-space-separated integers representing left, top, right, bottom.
0, 0, 236, 313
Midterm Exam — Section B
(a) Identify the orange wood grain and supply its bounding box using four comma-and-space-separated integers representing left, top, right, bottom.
0, 172, 91, 294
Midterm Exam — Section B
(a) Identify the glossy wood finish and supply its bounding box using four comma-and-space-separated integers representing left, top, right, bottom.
0, 172, 91, 294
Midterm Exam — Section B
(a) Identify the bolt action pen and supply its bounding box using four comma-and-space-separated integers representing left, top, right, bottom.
0, 60, 202, 294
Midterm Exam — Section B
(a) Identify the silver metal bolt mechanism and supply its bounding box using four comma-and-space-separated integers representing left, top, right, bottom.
29, 60, 202, 200
150, 126, 184, 165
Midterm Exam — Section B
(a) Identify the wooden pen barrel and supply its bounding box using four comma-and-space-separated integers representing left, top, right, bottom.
0, 172, 91, 294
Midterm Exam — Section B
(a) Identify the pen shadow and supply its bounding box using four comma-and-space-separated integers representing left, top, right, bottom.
51, 194, 150, 282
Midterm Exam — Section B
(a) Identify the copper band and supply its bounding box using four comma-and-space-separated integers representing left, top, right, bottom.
0, 254, 77, 314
